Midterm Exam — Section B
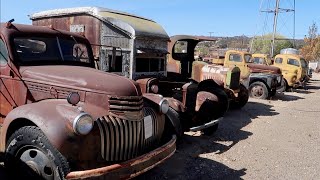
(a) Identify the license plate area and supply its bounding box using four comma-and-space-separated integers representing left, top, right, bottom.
144, 115, 153, 139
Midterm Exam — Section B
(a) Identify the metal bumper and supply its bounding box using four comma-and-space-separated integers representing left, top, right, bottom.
276, 78, 286, 92
65, 135, 177, 180
189, 117, 223, 132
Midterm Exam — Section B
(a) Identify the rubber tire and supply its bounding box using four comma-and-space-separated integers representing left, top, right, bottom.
249, 82, 269, 99
232, 84, 249, 109
201, 124, 219, 136
164, 107, 183, 138
5, 126, 70, 180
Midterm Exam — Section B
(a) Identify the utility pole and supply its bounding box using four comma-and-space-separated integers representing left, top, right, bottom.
260, 0, 295, 57
271, 0, 280, 57
208, 32, 214, 37
293, 0, 296, 47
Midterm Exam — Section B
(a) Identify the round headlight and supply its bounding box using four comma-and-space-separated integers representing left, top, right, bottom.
150, 85, 159, 94
292, 76, 297, 83
159, 99, 169, 114
73, 113, 94, 135
67, 92, 80, 106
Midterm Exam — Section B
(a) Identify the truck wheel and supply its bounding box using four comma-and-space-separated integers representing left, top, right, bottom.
5, 126, 70, 180
232, 84, 249, 109
201, 124, 219, 136
249, 82, 269, 99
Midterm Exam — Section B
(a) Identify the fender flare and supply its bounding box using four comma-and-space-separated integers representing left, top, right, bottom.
143, 94, 184, 136
0, 99, 103, 152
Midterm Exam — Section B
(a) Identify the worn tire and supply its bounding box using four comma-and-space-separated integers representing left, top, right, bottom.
201, 124, 219, 136
164, 107, 183, 138
232, 84, 249, 109
249, 82, 269, 99
5, 126, 70, 180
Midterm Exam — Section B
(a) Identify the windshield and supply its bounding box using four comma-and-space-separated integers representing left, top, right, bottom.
253, 57, 265, 64
244, 54, 253, 63
136, 58, 165, 72
300, 59, 307, 68
13, 36, 93, 67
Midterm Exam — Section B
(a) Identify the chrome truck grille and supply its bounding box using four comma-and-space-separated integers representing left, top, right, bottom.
96, 107, 165, 162
108, 96, 144, 112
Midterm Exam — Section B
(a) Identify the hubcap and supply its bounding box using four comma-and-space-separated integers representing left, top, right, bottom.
19, 148, 55, 180
251, 85, 264, 98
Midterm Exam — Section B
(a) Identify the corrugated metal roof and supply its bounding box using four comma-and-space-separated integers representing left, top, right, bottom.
30, 7, 169, 40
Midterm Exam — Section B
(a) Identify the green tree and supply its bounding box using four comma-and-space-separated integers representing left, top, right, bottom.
251, 34, 293, 57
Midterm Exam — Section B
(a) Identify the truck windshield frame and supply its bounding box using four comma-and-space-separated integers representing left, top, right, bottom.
12, 36, 94, 67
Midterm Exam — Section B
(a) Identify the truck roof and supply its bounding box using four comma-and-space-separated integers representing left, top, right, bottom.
1, 22, 87, 40
30, 7, 169, 40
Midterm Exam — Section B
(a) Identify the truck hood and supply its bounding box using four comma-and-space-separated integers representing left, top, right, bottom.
248, 64, 281, 75
20, 66, 141, 96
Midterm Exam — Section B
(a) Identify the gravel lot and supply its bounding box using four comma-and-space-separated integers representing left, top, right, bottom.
1, 74, 320, 180
137, 74, 320, 180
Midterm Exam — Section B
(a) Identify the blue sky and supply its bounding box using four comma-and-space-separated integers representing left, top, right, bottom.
0, 0, 319, 39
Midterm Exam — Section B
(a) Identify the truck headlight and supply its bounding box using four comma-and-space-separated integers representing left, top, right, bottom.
73, 113, 94, 135
292, 76, 297, 83
159, 99, 169, 114
150, 84, 159, 93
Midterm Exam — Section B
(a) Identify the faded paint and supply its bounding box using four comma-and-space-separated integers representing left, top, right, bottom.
0, 23, 175, 179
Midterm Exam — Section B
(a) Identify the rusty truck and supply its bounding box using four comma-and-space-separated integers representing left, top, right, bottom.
166, 35, 249, 108
31, 7, 229, 135
206, 50, 285, 99
0, 21, 176, 179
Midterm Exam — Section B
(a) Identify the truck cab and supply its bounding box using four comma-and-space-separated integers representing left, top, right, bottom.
0, 22, 176, 179
31, 7, 228, 135
223, 50, 284, 99
273, 53, 308, 88
167, 35, 249, 109
252, 54, 273, 65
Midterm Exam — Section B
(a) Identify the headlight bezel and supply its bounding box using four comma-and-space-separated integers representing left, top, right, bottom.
73, 112, 94, 135
159, 98, 169, 114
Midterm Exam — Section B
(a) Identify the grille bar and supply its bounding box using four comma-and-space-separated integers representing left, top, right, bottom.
96, 107, 165, 162
109, 96, 144, 112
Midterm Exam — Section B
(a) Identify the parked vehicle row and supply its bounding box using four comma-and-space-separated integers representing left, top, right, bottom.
0, 6, 311, 180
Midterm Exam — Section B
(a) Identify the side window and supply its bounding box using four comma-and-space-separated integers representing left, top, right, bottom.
275, 58, 283, 64
229, 53, 242, 62
108, 54, 122, 72
0, 39, 9, 65
174, 41, 188, 53
287, 58, 300, 67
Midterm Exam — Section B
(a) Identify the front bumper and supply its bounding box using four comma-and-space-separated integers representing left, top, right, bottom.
276, 78, 286, 92
65, 135, 176, 180
190, 117, 223, 132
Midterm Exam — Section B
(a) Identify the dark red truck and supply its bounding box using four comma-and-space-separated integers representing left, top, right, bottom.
0, 22, 176, 179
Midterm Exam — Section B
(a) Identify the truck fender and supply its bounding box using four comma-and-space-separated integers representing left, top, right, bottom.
143, 94, 183, 136
197, 79, 229, 118
0, 99, 105, 152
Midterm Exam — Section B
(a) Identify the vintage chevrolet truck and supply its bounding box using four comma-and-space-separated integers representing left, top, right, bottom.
0, 22, 176, 179
167, 35, 249, 109
252, 52, 309, 90
31, 7, 228, 135
212, 50, 285, 99
273, 53, 309, 89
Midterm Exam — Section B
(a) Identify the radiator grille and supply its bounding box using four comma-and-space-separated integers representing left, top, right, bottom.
96, 107, 165, 162
229, 70, 240, 90
108, 95, 143, 112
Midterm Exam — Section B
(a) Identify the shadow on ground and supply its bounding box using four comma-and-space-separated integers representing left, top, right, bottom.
270, 93, 305, 101
135, 154, 246, 180
136, 101, 278, 180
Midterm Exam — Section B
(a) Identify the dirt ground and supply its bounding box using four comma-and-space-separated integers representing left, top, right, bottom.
1, 74, 320, 180
136, 74, 320, 180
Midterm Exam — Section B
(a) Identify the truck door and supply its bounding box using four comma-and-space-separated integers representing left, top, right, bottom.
225, 53, 249, 77
0, 38, 15, 122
